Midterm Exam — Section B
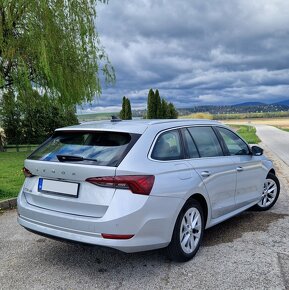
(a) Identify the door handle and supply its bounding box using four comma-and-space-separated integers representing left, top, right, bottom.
236, 167, 244, 172
201, 171, 211, 177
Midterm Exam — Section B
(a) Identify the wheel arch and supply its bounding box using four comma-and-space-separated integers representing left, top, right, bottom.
268, 168, 276, 176
187, 193, 209, 227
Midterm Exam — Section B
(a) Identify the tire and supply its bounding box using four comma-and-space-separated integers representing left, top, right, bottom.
166, 199, 204, 262
252, 172, 280, 211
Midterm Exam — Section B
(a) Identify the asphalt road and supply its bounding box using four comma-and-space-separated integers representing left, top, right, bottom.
1, 126, 289, 289
255, 124, 289, 167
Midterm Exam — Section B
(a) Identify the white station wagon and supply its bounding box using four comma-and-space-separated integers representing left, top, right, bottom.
17, 119, 280, 262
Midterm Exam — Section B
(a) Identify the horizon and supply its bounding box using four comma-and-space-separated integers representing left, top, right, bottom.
77, 97, 289, 115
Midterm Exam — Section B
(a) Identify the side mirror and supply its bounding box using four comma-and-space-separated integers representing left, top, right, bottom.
251, 145, 263, 156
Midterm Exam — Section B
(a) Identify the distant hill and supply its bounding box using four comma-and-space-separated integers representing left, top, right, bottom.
234, 102, 265, 106
272, 99, 289, 106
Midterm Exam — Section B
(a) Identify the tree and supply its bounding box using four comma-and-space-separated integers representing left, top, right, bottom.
119, 96, 132, 120
125, 98, 132, 120
0, 0, 114, 106
0, 90, 78, 144
160, 98, 168, 119
147, 89, 155, 119
0, 128, 5, 151
155, 89, 161, 119
0, 92, 22, 145
119, 96, 126, 120
146, 89, 178, 119
167, 102, 178, 119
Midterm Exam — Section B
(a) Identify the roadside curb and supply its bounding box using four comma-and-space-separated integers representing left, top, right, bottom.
0, 198, 17, 210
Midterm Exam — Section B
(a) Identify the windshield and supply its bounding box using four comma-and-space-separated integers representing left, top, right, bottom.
28, 131, 138, 167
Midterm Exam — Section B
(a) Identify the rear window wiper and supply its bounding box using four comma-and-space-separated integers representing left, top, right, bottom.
57, 155, 97, 162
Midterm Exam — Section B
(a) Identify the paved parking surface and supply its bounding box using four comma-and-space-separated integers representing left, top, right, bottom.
1, 143, 289, 289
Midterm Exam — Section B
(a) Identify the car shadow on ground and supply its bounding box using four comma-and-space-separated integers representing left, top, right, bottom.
37, 209, 289, 271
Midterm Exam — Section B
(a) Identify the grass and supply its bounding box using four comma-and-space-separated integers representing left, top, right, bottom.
275, 126, 289, 132
0, 152, 28, 201
228, 125, 261, 144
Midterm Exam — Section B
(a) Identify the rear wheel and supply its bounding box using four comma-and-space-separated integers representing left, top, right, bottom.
252, 173, 280, 211
167, 200, 204, 262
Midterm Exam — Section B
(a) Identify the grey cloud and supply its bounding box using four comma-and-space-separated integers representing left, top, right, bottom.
80, 0, 289, 113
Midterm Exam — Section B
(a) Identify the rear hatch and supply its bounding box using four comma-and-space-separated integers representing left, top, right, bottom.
23, 130, 139, 218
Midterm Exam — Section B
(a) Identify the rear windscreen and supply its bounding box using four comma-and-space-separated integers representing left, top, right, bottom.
28, 131, 139, 166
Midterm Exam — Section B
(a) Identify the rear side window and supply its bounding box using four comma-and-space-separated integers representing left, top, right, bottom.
188, 127, 223, 157
28, 131, 139, 167
151, 130, 183, 161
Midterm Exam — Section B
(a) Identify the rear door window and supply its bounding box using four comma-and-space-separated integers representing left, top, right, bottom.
151, 130, 183, 161
188, 126, 223, 157
28, 131, 139, 167
181, 128, 200, 158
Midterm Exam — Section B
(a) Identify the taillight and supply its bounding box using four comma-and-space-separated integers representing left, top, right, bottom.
23, 167, 34, 177
86, 175, 155, 195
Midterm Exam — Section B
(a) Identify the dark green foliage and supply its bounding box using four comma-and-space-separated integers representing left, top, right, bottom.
167, 102, 178, 119
125, 98, 132, 120
0, 90, 78, 144
155, 89, 162, 119
119, 96, 126, 119
146, 89, 178, 119
119, 96, 132, 120
0, 0, 114, 106
147, 89, 155, 119
161, 98, 168, 119
0, 92, 22, 145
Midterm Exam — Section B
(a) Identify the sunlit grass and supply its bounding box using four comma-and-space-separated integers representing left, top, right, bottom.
0, 152, 28, 201
227, 125, 261, 144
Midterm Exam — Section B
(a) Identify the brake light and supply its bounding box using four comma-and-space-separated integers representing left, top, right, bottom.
23, 167, 34, 177
86, 175, 155, 195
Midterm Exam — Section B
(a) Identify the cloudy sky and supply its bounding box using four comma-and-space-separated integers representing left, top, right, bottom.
79, 0, 289, 113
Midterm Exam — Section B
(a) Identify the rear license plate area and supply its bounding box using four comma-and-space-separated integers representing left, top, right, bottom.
38, 178, 79, 197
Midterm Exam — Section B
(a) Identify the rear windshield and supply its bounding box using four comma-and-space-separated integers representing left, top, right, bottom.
28, 131, 139, 167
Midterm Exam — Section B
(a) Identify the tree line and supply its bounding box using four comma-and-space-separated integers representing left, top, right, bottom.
147, 89, 178, 119
0, 91, 78, 145
119, 89, 178, 120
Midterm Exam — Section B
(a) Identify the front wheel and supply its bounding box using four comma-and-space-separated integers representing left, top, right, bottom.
253, 173, 280, 211
166, 200, 204, 262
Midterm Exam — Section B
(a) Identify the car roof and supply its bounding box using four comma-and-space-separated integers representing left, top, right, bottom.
56, 119, 221, 134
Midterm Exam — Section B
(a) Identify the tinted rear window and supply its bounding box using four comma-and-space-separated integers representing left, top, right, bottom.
28, 131, 139, 166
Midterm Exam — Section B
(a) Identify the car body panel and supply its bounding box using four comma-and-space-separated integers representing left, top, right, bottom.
188, 156, 237, 219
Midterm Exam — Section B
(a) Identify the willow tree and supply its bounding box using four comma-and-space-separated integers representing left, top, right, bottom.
0, 0, 115, 105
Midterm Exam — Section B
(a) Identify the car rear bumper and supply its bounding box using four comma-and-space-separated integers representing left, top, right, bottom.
17, 190, 183, 253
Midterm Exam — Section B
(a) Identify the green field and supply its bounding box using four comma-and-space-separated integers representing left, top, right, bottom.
0, 152, 28, 201
228, 124, 261, 144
